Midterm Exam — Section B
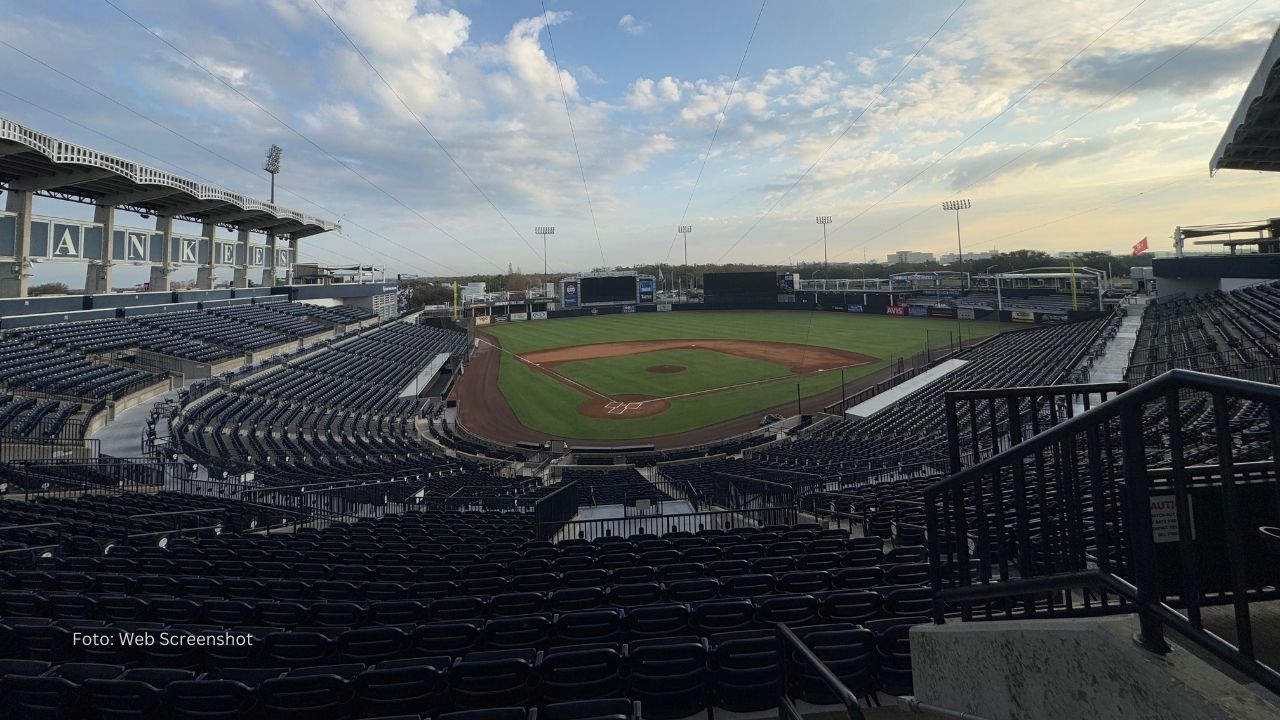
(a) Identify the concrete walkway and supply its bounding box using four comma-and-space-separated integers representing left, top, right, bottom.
1087, 301, 1147, 384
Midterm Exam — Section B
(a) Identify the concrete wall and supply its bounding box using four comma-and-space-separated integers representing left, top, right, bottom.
911, 615, 1279, 720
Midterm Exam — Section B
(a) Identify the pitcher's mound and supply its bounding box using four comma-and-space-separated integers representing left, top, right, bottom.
646, 364, 686, 374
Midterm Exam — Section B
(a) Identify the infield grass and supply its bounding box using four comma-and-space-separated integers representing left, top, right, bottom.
555, 348, 792, 398
481, 310, 1014, 440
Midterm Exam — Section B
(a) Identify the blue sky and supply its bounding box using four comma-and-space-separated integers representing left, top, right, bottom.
0, 0, 1277, 286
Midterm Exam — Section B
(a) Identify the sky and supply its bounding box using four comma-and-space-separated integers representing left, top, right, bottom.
0, 0, 1277, 286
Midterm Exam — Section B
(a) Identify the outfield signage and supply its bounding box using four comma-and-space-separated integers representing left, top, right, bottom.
562, 281, 579, 307
622, 305, 636, 314
886, 305, 907, 316
475, 315, 491, 326
32, 220, 107, 262
656, 303, 672, 312
847, 304, 863, 314
530, 311, 548, 320
638, 278, 655, 303
928, 306, 955, 318
958, 308, 976, 320
1042, 313, 1069, 324
510, 312, 528, 321
907, 306, 929, 317
1012, 310, 1036, 323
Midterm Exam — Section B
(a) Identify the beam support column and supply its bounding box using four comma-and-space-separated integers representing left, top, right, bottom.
261, 233, 278, 287
232, 229, 250, 288
84, 205, 116, 295
0, 190, 33, 298
149, 216, 174, 291
196, 223, 216, 290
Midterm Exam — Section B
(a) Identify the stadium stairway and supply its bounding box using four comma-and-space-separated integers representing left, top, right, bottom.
1088, 300, 1146, 384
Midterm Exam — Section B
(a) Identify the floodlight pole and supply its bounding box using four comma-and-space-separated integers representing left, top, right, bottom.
816, 216, 832, 284
534, 226, 555, 287
678, 225, 692, 301
942, 200, 971, 348
264, 145, 283, 204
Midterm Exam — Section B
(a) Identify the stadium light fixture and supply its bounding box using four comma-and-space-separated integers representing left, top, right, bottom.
534, 226, 555, 282
942, 199, 971, 346
677, 226, 693, 299
816, 216, 833, 280
264, 144, 283, 203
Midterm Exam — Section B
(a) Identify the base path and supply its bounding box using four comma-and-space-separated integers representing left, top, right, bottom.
521, 339, 873, 375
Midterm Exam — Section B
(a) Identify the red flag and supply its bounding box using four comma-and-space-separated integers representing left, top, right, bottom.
1132, 236, 1149, 256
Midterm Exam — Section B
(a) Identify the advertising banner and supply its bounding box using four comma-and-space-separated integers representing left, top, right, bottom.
638, 278, 655, 303
847, 304, 864, 314
475, 315, 492, 326
928, 306, 956, 318
510, 313, 528, 321
908, 306, 929, 317
622, 305, 636, 314
1042, 313, 1069, 324
531, 311, 548, 320
886, 305, 907, 316
1012, 310, 1036, 323
562, 281, 579, 307
958, 307, 976, 320
494, 316, 509, 324
656, 303, 673, 312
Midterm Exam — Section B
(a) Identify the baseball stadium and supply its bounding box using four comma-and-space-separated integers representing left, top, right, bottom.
1, 4, 1280, 720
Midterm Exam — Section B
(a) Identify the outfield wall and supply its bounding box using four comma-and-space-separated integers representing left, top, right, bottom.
526, 300, 1101, 326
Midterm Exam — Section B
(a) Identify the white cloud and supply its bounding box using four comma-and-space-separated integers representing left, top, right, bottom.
618, 14, 648, 37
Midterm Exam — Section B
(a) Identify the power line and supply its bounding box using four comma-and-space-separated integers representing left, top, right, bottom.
787, 0, 1149, 260
100, 0, 503, 273
663, 0, 767, 265
715, 0, 969, 263
539, 0, 606, 266
310, 0, 545, 267
826, 0, 1260, 262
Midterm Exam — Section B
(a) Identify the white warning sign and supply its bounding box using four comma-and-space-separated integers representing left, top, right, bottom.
1150, 495, 1182, 544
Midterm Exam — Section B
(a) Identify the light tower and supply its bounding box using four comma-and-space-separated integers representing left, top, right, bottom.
678, 225, 692, 298
534, 226, 555, 282
941, 199, 971, 269
264, 144, 283, 203
816, 215, 832, 281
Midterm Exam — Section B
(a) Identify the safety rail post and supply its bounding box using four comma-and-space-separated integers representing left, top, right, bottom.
1118, 402, 1169, 654
776, 623, 867, 720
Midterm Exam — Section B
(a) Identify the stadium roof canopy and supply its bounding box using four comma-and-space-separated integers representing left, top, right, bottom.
0, 115, 338, 238
1211, 23, 1280, 174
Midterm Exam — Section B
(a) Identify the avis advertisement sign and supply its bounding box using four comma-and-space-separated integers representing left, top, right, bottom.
886, 305, 907, 316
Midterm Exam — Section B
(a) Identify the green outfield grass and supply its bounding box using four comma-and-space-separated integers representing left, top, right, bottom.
555, 348, 792, 398
482, 310, 1015, 440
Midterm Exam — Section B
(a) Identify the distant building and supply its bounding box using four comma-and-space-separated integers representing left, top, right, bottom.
886, 251, 936, 265
938, 250, 995, 264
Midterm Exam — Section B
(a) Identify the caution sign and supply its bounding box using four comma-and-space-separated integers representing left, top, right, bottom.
1150, 494, 1182, 543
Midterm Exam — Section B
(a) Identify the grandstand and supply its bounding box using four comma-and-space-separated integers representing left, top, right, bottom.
2, 9, 1280, 720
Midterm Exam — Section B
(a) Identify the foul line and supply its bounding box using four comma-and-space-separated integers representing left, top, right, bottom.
477, 335, 872, 414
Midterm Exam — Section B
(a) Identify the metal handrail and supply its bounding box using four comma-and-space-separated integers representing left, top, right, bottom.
776, 623, 866, 720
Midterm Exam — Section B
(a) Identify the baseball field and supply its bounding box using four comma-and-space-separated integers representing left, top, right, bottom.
456, 310, 1015, 445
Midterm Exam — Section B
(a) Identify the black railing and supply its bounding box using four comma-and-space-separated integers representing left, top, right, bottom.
943, 381, 1128, 474
710, 472, 799, 512
542, 506, 797, 542
925, 368, 1280, 695
776, 623, 867, 720
653, 469, 702, 511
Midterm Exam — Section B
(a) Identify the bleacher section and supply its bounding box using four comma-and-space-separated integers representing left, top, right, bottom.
0, 499, 925, 719
561, 469, 672, 507
1128, 281, 1280, 383
0, 338, 162, 401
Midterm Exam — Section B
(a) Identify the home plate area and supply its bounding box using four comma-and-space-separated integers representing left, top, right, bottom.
605, 400, 645, 415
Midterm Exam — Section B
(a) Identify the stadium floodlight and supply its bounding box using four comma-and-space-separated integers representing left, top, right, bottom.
816, 216, 832, 279
264, 144, 283, 203
534, 226, 555, 280
942, 199, 971, 345
677, 226, 693, 298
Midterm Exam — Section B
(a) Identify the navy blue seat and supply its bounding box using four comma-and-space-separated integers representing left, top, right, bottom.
538, 644, 626, 704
